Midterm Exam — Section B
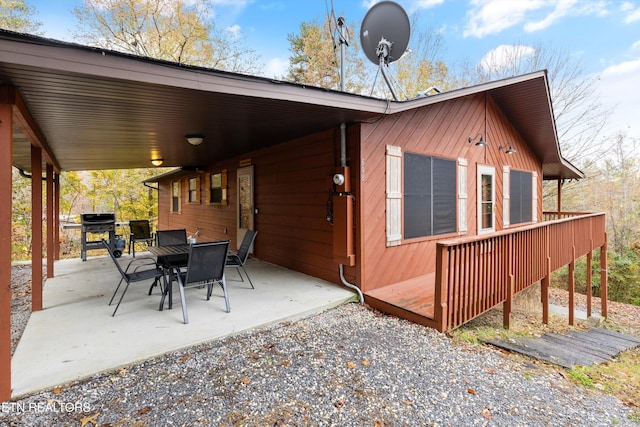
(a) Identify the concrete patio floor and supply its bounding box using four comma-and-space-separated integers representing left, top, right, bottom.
11, 254, 357, 398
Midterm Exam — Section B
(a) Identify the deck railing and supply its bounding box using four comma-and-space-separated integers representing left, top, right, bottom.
434, 212, 606, 332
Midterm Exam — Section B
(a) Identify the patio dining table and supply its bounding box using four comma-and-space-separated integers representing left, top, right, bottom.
148, 244, 192, 310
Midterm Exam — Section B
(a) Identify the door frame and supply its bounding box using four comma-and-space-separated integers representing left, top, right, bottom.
236, 165, 255, 252
477, 164, 495, 235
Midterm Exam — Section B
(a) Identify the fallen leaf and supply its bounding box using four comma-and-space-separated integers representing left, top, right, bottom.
346, 361, 356, 369
374, 422, 382, 427
467, 387, 476, 395
485, 368, 496, 375
481, 408, 493, 419
334, 398, 345, 409
79, 412, 100, 427
240, 377, 251, 385
177, 355, 190, 363
53, 387, 63, 394
137, 406, 152, 415
279, 360, 291, 367
118, 368, 128, 375
402, 399, 413, 406
361, 359, 371, 366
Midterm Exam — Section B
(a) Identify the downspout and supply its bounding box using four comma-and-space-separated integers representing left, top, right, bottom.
338, 122, 363, 304
340, 263, 363, 304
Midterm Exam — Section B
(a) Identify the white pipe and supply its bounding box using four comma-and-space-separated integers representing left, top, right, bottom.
339, 264, 363, 304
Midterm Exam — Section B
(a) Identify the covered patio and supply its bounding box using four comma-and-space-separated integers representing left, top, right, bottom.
11, 253, 356, 398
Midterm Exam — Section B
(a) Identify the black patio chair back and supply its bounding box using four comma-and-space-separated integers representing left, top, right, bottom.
128, 219, 154, 257
226, 229, 258, 289
156, 229, 187, 246
174, 240, 231, 323
102, 239, 163, 316
155, 229, 188, 268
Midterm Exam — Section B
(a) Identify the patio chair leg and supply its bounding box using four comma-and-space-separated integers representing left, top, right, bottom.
241, 265, 255, 289
221, 276, 231, 313
109, 278, 125, 306
177, 276, 189, 324
112, 281, 132, 316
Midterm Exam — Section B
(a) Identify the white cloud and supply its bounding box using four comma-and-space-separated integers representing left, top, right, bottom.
623, 4, 640, 23
479, 44, 536, 71
599, 57, 640, 138
464, 0, 609, 38
632, 40, 640, 50
225, 24, 242, 38
264, 57, 289, 79
414, 0, 446, 7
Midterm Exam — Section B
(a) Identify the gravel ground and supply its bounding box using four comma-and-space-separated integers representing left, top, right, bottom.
2, 266, 638, 426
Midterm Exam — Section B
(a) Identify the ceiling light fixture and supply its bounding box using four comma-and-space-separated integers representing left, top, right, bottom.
186, 134, 204, 146
151, 158, 164, 167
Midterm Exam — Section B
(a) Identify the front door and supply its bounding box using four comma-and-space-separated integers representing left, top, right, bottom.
237, 166, 254, 251
477, 165, 495, 234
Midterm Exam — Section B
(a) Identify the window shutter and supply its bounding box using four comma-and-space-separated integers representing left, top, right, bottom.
532, 171, 538, 222
457, 158, 468, 235
386, 145, 402, 246
503, 166, 510, 228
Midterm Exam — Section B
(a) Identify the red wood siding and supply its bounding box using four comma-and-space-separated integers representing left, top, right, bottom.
157, 127, 360, 285
359, 93, 543, 293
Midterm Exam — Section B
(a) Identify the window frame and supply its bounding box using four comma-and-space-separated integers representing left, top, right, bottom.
509, 169, 533, 225
403, 151, 457, 240
171, 180, 181, 213
187, 176, 200, 204
207, 169, 228, 205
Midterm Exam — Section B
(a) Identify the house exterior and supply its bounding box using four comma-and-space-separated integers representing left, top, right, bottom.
0, 30, 607, 401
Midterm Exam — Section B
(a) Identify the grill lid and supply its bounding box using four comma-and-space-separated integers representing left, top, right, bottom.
81, 213, 115, 224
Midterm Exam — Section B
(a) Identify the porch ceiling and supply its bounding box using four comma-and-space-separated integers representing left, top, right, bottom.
0, 31, 385, 172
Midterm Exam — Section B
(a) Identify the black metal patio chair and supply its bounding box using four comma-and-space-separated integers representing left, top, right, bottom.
128, 219, 155, 257
102, 239, 164, 316
171, 240, 231, 324
226, 229, 258, 289
153, 229, 189, 295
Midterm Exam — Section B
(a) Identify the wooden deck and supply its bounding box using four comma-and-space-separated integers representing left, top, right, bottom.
365, 213, 608, 333
365, 273, 438, 329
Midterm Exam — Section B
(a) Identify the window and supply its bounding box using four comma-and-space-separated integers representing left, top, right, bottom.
171, 181, 180, 213
188, 177, 200, 203
209, 169, 227, 205
477, 165, 495, 234
404, 152, 456, 239
510, 170, 533, 224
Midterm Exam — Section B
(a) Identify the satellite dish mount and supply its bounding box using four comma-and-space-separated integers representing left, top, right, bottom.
360, 1, 410, 100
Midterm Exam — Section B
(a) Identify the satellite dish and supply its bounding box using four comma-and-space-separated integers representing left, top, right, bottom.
360, 1, 410, 65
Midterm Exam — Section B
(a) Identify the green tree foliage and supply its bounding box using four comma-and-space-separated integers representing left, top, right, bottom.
11, 168, 34, 259
286, 16, 368, 94
0, 0, 42, 34
73, 0, 261, 73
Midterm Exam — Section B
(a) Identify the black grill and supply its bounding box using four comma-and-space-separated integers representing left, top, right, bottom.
81, 213, 116, 261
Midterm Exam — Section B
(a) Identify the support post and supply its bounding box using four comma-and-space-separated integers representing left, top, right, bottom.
568, 246, 576, 326
0, 92, 13, 402
503, 273, 514, 329
46, 163, 54, 278
600, 237, 608, 318
556, 178, 562, 219
586, 250, 593, 318
31, 145, 43, 311
434, 244, 448, 332
541, 256, 551, 324
54, 173, 60, 260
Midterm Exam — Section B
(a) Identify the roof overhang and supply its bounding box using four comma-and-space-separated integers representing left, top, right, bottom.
0, 30, 582, 180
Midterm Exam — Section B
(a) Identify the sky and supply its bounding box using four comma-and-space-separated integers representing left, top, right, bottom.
22, 0, 640, 141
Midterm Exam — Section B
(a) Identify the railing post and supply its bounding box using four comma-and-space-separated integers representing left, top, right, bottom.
434, 243, 448, 332
600, 236, 608, 318
586, 249, 593, 318
568, 246, 576, 326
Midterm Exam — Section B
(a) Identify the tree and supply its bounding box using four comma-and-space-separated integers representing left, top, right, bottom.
393, 16, 455, 100
286, 15, 369, 94
73, 0, 261, 73
458, 42, 611, 166
0, 0, 42, 34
